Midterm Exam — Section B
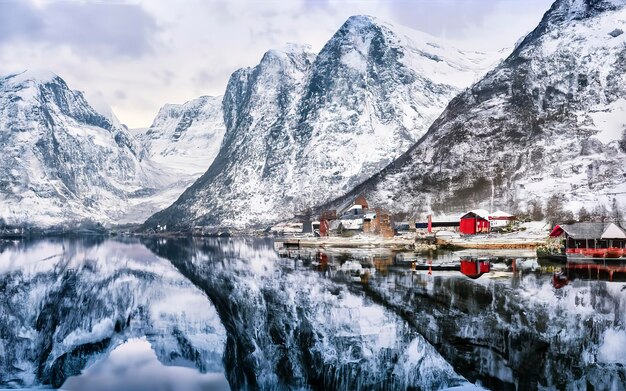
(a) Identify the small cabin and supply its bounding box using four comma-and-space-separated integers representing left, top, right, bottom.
459, 209, 490, 235
549, 222, 626, 259
337, 195, 370, 217
343, 204, 364, 217
489, 210, 516, 229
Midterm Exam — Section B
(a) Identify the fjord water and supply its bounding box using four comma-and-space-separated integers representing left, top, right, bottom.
0, 237, 625, 390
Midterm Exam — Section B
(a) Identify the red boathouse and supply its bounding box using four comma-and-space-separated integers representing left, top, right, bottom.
459, 210, 490, 235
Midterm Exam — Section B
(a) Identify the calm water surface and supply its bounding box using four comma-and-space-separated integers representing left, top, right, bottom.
0, 237, 624, 390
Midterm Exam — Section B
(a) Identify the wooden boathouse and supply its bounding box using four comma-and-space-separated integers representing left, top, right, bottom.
549, 222, 626, 259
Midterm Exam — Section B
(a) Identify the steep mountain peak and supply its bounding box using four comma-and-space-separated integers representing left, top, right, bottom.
1, 70, 118, 132
321, 14, 500, 90
0, 70, 170, 227
513, 0, 626, 54
552, 0, 625, 21
329, 14, 395, 49
259, 44, 316, 68
151, 95, 215, 126
341, 14, 380, 29
336, 0, 626, 219
137, 94, 226, 177
274, 42, 313, 55
3, 69, 61, 85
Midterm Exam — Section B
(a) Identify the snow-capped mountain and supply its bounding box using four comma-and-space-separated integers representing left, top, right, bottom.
0, 71, 230, 228
335, 0, 626, 217
135, 96, 226, 176
0, 70, 175, 228
145, 16, 501, 230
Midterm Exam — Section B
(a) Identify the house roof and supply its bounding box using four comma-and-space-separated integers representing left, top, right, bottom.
337, 196, 366, 215
461, 209, 490, 220
549, 222, 626, 239
490, 210, 513, 217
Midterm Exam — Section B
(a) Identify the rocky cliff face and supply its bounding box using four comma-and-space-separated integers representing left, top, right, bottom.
145, 16, 499, 230
337, 0, 626, 216
0, 71, 173, 227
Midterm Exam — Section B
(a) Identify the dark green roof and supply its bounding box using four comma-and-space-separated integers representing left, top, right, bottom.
557, 222, 626, 239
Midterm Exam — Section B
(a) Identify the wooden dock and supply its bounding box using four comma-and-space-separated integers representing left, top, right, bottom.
274, 236, 416, 251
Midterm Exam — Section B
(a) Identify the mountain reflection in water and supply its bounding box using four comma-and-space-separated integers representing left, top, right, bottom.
0, 237, 625, 390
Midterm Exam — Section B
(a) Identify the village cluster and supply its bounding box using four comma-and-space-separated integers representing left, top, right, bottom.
271, 195, 518, 238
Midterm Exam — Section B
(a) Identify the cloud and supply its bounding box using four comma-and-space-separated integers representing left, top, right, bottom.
0, 0, 158, 58
0, 1, 45, 41
386, 0, 498, 38
114, 90, 127, 100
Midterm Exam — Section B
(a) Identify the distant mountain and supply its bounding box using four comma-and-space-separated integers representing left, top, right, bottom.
145, 16, 501, 230
0, 70, 173, 228
135, 96, 225, 176
332, 0, 626, 218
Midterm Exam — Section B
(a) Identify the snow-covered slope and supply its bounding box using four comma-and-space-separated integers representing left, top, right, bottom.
0, 70, 175, 228
136, 96, 226, 176
335, 0, 626, 216
145, 16, 501, 230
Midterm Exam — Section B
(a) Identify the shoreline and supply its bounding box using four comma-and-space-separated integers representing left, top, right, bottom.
274, 234, 548, 252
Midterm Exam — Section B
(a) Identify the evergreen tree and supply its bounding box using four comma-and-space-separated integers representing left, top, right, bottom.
578, 206, 591, 222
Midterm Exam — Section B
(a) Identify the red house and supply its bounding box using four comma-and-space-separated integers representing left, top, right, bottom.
459, 209, 490, 235
354, 194, 369, 209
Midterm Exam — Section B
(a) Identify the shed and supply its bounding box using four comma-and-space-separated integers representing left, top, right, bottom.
459, 209, 490, 235
337, 195, 369, 216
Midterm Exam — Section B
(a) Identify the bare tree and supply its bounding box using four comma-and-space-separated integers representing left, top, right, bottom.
527, 199, 544, 221
545, 195, 574, 226
591, 204, 610, 222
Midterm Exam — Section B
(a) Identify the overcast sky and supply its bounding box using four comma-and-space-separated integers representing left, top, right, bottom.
0, 0, 554, 128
